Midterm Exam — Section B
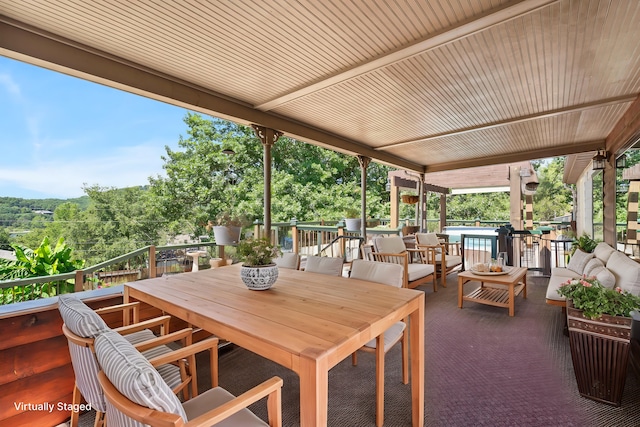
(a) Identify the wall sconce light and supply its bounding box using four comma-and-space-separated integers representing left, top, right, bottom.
592, 149, 607, 171
615, 155, 627, 169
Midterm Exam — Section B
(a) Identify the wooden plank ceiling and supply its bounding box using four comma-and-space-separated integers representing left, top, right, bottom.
1, 0, 640, 179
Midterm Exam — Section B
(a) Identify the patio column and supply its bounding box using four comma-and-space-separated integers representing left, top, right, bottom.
357, 155, 371, 241
602, 152, 617, 246
509, 166, 523, 230
576, 172, 593, 237
251, 125, 283, 240
390, 179, 399, 229
418, 173, 426, 231
440, 194, 446, 232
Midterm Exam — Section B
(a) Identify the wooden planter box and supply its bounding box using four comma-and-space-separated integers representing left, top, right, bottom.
566, 301, 632, 406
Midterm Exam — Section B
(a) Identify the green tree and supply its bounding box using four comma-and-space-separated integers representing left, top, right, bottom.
533, 158, 573, 221
149, 114, 394, 238
0, 237, 84, 304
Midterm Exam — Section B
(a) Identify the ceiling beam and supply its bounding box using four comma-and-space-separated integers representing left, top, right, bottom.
425, 140, 605, 173
606, 94, 640, 156
256, 0, 557, 112
376, 96, 637, 151
0, 17, 423, 173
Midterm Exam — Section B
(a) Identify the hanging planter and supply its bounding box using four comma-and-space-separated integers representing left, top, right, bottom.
401, 194, 419, 204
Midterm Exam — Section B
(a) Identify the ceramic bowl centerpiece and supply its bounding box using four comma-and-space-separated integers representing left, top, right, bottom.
237, 238, 282, 290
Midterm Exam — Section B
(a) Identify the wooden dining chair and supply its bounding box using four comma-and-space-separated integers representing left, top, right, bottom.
415, 232, 462, 287
371, 235, 436, 290
274, 252, 301, 270
58, 294, 212, 427
303, 255, 344, 276
96, 329, 283, 427
349, 259, 408, 427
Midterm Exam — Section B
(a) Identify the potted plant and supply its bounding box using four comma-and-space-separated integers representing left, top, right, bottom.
558, 277, 640, 406
209, 212, 246, 245
236, 238, 282, 290
344, 207, 362, 232
570, 234, 598, 255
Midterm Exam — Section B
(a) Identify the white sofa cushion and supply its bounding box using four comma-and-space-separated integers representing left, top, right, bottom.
583, 258, 605, 277
546, 270, 574, 302
567, 249, 594, 275
594, 242, 616, 264
606, 251, 640, 295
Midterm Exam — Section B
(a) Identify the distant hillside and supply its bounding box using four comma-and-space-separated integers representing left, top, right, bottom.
0, 196, 90, 229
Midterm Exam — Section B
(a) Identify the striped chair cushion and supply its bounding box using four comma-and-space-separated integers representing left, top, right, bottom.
95, 330, 188, 423
68, 342, 106, 412
123, 329, 183, 391
58, 294, 109, 338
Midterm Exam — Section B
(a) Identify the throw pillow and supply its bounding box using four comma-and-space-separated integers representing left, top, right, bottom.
583, 258, 605, 277
593, 242, 616, 264
58, 294, 109, 338
606, 252, 640, 295
593, 267, 616, 289
95, 330, 187, 421
567, 249, 594, 275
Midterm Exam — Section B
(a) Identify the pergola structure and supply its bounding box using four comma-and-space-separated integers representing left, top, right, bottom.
2, 1, 640, 244
387, 162, 538, 231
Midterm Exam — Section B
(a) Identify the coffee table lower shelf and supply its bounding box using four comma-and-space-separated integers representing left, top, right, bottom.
463, 283, 526, 308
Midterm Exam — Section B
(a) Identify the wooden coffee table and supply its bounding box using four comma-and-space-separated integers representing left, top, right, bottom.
457, 267, 527, 317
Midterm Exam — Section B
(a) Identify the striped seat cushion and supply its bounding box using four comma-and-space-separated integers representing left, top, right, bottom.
58, 294, 109, 338
124, 329, 183, 391
95, 330, 188, 424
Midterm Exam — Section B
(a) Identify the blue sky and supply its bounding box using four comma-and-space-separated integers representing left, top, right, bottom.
0, 56, 192, 199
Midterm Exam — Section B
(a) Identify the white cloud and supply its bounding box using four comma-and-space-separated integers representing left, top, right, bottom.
0, 73, 21, 97
0, 141, 171, 199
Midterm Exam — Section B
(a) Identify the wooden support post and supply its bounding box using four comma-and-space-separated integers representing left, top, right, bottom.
440, 194, 447, 232
251, 125, 283, 241
149, 245, 157, 279
357, 156, 371, 242
291, 218, 299, 254
74, 270, 84, 292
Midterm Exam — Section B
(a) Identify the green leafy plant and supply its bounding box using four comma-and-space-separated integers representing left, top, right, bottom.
557, 276, 640, 319
212, 211, 248, 227
570, 234, 598, 255
0, 237, 84, 304
236, 238, 281, 266
345, 207, 360, 219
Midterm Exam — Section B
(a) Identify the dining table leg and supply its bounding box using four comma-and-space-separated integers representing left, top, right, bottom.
298, 355, 329, 426
410, 296, 425, 426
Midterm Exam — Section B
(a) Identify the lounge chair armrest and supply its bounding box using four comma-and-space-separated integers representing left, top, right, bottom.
186, 376, 283, 427
133, 328, 194, 353
114, 315, 171, 336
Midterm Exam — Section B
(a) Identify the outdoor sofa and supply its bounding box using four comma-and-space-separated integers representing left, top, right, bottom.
545, 242, 640, 306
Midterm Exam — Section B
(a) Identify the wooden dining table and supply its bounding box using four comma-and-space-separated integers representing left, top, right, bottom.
124, 264, 425, 426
